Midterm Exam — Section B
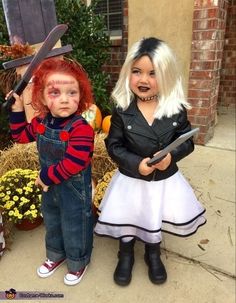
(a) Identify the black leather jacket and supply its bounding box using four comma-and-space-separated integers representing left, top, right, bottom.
105, 101, 194, 181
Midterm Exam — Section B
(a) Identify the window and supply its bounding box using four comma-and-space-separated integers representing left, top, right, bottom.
93, 0, 123, 37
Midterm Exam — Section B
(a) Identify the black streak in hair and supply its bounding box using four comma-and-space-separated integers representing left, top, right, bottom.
135, 37, 163, 59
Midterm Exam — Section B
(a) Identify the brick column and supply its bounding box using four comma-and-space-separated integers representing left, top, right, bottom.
103, 0, 128, 111
218, 0, 236, 107
188, 0, 229, 144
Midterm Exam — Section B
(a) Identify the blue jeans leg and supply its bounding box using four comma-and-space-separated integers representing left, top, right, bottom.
60, 175, 93, 272
41, 188, 66, 262
41, 171, 94, 272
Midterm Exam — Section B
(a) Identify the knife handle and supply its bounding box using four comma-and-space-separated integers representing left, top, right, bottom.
1, 79, 28, 113
147, 154, 166, 167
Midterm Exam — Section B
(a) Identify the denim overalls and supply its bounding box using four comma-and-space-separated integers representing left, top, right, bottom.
37, 115, 94, 272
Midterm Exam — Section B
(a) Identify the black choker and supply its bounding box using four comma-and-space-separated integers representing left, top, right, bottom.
139, 94, 158, 102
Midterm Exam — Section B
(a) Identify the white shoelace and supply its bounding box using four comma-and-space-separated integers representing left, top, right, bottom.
45, 259, 54, 268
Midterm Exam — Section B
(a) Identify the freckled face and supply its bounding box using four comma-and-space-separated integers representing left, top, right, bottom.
43, 73, 80, 118
130, 55, 158, 100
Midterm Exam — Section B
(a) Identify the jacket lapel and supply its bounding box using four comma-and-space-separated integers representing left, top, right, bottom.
120, 101, 158, 140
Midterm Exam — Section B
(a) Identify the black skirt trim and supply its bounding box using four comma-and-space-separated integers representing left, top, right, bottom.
162, 209, 206, 226
96, 209, 206, 233
94, 220, 207, 243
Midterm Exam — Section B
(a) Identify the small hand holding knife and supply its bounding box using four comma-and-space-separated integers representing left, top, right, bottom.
147, 128, 199, 166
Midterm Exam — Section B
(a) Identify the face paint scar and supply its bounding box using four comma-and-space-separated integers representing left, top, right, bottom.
47, 80, 75, 86
47, 93, 57, 100
46, 84, 60, 99
48, 101, 54, 111
72, 99, 79, 105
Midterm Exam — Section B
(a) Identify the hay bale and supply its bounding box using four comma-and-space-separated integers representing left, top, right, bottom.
92, 132, 117, 182
0, 142, 39, 177
0, 133, 117, 182
0, 134, 116, 253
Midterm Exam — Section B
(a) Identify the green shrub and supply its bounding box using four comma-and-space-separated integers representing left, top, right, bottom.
0, 3, 8, 48
55, 0, 112, 115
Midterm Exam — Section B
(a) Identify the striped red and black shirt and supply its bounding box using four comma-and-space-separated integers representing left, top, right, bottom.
10, 111, 94, 186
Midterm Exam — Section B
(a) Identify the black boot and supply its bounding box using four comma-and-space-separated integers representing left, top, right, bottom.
144, 243, 167, 284
113, 239, 135, 286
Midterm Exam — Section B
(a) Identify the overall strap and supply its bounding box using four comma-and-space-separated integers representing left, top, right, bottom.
63, 115, 83, 132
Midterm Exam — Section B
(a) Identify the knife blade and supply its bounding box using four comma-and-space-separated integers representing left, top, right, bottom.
147, 128, 199, 166
2, 24, 68, 112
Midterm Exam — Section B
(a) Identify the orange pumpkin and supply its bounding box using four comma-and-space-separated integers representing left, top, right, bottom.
82, 104, 102, 130
102, 115, 112, 134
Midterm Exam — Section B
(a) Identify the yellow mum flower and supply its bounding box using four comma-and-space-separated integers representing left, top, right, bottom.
0, 168, 42, 224
4, 201, 15, 209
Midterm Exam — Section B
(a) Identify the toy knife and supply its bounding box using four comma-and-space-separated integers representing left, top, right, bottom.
147, 128, 199, 166
2, 24, 68, 112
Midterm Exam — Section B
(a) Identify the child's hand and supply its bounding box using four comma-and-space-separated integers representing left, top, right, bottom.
139, 157, 156, 176
151, 153, 172, 171
35, 175, 49, 192
5, 91, 24, 112
139, 153, 172, 176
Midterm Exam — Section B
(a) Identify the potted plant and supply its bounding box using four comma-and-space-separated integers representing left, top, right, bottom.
0, 168, 42, 230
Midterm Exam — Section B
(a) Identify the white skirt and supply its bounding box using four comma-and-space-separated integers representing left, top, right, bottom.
94, 170, 206, 244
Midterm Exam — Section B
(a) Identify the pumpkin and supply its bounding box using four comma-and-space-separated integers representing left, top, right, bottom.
102, 115, 112, 134
82, 104, 102, 130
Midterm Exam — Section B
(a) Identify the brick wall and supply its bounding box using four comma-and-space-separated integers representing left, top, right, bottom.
102, 0, 128, 102
102, 0, 234, 144
188, 0, 229, 144
218, 0, 236, 107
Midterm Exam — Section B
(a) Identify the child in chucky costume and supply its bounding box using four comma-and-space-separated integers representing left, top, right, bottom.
9, 58, 95, 286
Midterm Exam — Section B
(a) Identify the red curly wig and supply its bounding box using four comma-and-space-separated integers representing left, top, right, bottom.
31, 58, 94, 117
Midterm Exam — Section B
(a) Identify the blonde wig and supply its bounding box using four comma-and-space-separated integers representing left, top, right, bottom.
111, 37, 191, 119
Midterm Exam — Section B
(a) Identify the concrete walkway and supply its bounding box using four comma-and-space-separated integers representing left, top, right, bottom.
0, 113, 235, 302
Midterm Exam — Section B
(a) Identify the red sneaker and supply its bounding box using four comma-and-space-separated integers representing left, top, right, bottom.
37, 258, 65, 278
64, 266, 88, 286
